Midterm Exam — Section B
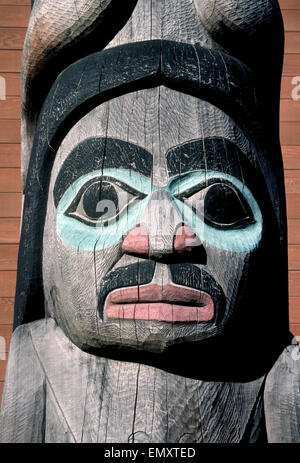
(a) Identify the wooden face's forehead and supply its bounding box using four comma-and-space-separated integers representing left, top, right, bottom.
51, 86, 254, 188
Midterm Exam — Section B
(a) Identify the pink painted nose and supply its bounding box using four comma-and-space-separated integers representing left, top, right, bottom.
122, 224, 202, 257
173, 225, 202, 254
122, 225, 149, 255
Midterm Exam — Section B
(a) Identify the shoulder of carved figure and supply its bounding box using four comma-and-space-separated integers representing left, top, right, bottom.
264, 339, 300, 443
8, 317, 54, 354
0, 320, 46, 443
5, 320, 42, 363
28, 316, 87, 356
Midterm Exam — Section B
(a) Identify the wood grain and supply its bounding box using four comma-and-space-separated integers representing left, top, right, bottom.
285, 32, 300, 54
0, 50, 22, 72
289, 245, 300, 270
281, 77, 295, 100
287, 194, 300, 219
0, 193, 22, 217
0, 271, 16, 296
0, 325, 12, 348
0, 362, 7, 382
282, 146, 300, 169
290, 324, 300, 337
279, 0, 300, 9
283, 54, 300, 76
0, 319, 268, 443
280, 100, 300, 122
0, 298, 14, 324
0, 145, 20, 167
0, 168, 21, 192
0, 97, 21, 119
0, 120, 20, 143
282, 53, 300, 77
0, 0, 299, 443
264, 344, 300, 442
280, 123, 300, 145
0, 28, 26, 49
290, 271, 300, 296
284, 170, 300, 193
289, 297, 300, 323
0, 245, 18, 270
282, 10, 300, 31
0, 6, 30, 28
0, 74, 21, 96
0, 219, 20, 243
0, 1, 30, 4
288, 219, 300, 244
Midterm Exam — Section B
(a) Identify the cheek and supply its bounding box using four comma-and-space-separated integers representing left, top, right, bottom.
43, 202, 122, 343
205, 246, 250, 312
43, 229, 98, 327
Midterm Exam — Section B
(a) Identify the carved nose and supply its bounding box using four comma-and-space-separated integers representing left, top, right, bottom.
122, 223, 206, 263
122, 225, 149, 256
173, 225, 202, 254
122, 189, 206, 261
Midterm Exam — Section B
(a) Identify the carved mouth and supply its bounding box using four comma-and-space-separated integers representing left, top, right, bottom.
105, 283, 214, 322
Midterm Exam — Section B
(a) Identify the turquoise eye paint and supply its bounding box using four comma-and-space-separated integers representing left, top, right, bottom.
56, 169, 154, 251
168, 171, 263, 253
56, 169, 262, 253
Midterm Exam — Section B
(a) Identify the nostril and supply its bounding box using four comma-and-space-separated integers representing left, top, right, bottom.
122, 225, 149, 256
174, 225, 202, 254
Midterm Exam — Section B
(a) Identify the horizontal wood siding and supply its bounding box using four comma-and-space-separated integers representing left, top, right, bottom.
280, 0, 300, 357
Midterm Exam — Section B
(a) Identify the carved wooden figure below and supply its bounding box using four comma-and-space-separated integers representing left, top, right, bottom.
0, 0, 299, 443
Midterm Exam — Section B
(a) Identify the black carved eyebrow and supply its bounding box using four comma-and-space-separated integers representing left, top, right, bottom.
53, 137, 153, 208
166, 138, 248, 181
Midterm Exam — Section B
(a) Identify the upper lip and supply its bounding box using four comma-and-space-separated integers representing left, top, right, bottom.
108, 283, 212, 306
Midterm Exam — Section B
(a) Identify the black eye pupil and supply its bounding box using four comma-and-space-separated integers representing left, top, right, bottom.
82, 181, 118, 220
204, 183, 252, 228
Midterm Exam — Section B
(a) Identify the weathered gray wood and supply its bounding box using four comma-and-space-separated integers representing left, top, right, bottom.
21, 0, 138, 191
0, 318, 267, 443
0, 324, 45, 442
42, 86, 263, 351
264, 341, 300, 443
1, 0, 298, 444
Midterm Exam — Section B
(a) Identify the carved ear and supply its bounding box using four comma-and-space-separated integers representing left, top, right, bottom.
194, 0, 283, 65
194, 0, 284, 147
194, 0, 279, 32
21, 0, 137, 191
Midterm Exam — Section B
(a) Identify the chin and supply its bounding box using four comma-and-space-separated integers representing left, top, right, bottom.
68, 317, 229, 356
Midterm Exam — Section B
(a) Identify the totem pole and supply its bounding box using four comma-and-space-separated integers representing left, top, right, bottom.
0, 0, 299, 443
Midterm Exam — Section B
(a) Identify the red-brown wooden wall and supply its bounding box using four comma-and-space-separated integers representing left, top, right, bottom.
0, 0, 299, 402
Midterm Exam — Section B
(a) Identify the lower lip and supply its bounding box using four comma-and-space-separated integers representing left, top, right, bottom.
105, 284, 214, 322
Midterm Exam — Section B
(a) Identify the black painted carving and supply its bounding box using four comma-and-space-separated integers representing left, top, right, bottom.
0, 0, 299, 444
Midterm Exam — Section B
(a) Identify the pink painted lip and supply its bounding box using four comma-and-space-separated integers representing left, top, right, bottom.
105, 284, 214, 322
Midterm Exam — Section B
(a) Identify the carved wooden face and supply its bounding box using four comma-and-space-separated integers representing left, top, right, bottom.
43, 86, 270, 354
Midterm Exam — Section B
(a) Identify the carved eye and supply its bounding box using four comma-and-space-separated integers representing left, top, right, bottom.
65, 177, 145, 227
203, 183, 254, 229
177, 181, 255, 229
